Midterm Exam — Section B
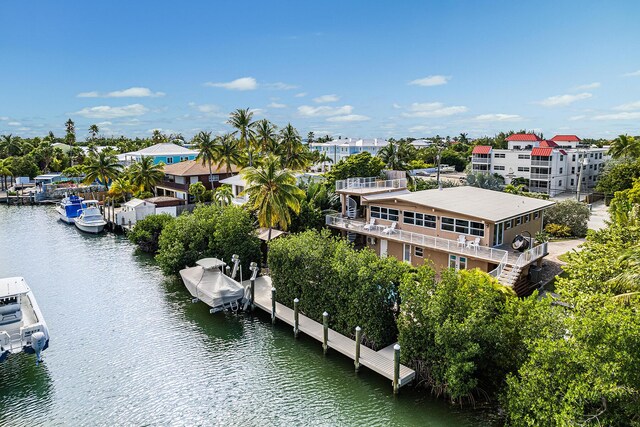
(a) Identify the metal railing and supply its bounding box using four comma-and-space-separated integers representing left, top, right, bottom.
506, 242, 548, 283
335, 177, 407, 191
326, 214, 508, 264
471, 157, 491, 164
531, 160, 551, 166
529, 173, 550, 180
488, 251, 509, 280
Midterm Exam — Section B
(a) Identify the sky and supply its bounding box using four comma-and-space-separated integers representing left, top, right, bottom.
1, 1, 639, 141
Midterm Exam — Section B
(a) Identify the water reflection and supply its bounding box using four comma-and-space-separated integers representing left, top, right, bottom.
0, 355, 53, 424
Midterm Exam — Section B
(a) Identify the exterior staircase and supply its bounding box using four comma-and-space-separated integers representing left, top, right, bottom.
346, 197, 357, 243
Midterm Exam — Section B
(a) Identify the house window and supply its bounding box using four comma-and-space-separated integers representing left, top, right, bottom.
517, 167, 530, 172
523, 214, 530, 223
534, 211, 540, 220
494, 165, 505, 171
403, 211, 436, 228
441, 216, 484, 237
208, 175, 220, 182
449, 254, 467, 271
166, 157, 174, 164
414, 247, 423, 257
516, 217, 522, 226
513, 145, 521, 149
570, 178, 574, 186
505, 219, 512, 229
403, 244, 411, 263
560, 155, 564, 161
494, 153, 506, 158
571, 167, 575, 174
370, 206, 399, 222
559, 167, 563, 174
518, 154, 530, 160
572, 154, 576, 161
558, 180, 562, 187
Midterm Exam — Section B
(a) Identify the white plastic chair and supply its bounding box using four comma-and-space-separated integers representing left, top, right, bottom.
363, 218, 376, 231
382, 222, 397, 234
457, 235, 466, 247
467, 237, 480, 251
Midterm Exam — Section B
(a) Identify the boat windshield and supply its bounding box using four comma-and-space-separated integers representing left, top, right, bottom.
82, 215, 103, 222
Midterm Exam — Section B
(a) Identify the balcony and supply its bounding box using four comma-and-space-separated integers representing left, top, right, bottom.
471, 157, 491, 164
531, 160, 551, 167
529, 173, 550, 180
326, 214, 508, 265
335, 177, 407, 193
157, 181, 189, 192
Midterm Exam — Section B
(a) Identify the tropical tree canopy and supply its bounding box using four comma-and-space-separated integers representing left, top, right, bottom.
83, 151, 122, 187
228, 108, 256, 166
128, 156, 165, 194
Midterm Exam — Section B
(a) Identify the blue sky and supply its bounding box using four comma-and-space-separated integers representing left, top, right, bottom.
1, 1, 639, 140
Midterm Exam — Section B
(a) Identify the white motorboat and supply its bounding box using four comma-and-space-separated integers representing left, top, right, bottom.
0, 277, 50, 364
55, 194, 85, 224
74, 200, 107, 234
180, 256, 253, 313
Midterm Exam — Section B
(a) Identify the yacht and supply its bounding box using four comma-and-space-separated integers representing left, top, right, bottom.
0, 277, 49, 364
180, 256, 253, 313
55, 194, 85, 224
74, 200, 107, 234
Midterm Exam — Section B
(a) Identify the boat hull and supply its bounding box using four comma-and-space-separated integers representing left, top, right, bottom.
74, 221, 106, 234
55, 206, 76, 224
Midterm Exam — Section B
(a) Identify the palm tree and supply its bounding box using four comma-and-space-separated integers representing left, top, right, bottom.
228, 108, 256, 166
213, 133, 244, 173
242, 155, 304, 241
608, 249, 640, 305
307, 131, 315, 145
279, 123, 309, 170
609, 134, 640, 159
214, 185, 233, 207
0, 157, 13, 190
254, 119, 278, 155
65, 118, 76, 145
315, 152, 333, 173
195, 131, 217, 185
109, 177, 134, 202
378, 141, 407, 170
1, 134, 23, 157
129, 156, 165, 195
89, 124, 100, 140
83, 151, 123, 189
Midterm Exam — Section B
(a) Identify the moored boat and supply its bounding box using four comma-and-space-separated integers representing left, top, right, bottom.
179, 256, 253, 313
74, 200, 107, 234
0, 277, 50, 364
55, 194, 85, 224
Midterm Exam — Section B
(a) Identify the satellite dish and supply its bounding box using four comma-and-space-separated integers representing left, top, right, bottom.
511, 234, 530, 252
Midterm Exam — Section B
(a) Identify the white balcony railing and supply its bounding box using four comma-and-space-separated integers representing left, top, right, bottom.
506, 242, 548, 283
529, 173, 550, 180
531, 160, 551, 167
472, 157, 491, 164
335, 177, 407, 192
326, 214, 508, 264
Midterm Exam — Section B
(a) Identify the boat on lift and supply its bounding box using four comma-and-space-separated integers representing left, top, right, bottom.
74, 200, 107, 234
179, 255, 257, 313
0, 277, 50, 364
55, 194, 85, 224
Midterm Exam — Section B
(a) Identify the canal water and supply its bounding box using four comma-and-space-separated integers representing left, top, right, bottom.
0, 206, 486, 426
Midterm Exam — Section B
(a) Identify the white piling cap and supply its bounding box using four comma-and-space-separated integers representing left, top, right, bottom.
394, 344, 401, 351
271, 287, 276, 291
355, 326, 361, 331
323, 311, 328, 316
294, 298, 299, 303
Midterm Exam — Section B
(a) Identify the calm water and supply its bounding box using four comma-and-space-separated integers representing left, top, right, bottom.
0, 205, 485, 426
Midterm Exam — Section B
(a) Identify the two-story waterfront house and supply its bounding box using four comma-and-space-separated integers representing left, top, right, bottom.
326, 177, 555, 295
119, 143, 198, 166
155, 160, 239, 202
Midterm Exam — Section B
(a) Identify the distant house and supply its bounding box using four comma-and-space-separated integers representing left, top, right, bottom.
219, 172, 325, 206
119, 143, 198, 166
155, 160, 240, 202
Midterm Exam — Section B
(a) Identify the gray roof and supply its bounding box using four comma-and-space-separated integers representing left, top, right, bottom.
365, 186, 555, 222
124, 143, 197, 157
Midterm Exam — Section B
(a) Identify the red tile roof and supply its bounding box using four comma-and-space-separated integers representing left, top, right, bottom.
531, 147, 553, 157
559, 150, 568, 155
540, 140, 559, 148
551, 134, 581, 142
506, 133, 542, 142
472, 145, 492, 154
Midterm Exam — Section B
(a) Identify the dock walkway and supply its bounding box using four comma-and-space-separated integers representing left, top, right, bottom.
242, 276, 416, 389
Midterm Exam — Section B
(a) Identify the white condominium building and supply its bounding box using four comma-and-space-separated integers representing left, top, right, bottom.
471, 134, 608, 197
310, 138, 390, 168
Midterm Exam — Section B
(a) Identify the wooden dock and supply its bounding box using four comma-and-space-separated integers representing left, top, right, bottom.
243, 276, 416, 390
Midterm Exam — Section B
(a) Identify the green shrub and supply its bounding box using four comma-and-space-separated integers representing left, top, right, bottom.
128, 214, 174, 253
268, 229, 410, 350
543, 199, 590, 237
544, 223, 572, 238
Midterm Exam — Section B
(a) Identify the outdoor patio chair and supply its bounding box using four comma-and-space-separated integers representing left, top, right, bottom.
363, 218, 376, 231
382, 222, 397, 234
467, 237, 480, 251
457, 235, 466, 247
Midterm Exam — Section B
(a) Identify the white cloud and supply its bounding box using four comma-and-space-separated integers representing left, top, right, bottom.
623, 70, 640, 77
72, 104, 148, 119
392, 103, 402, 109
77, 91, 100, 98
204, 77, 258, 91
77, 87, 165, 98
0, 116, 8, 121
592, 111, 640, 121
613, 101, 640, 111
268, 102, 286, 108
574, 82, 600, 90
326, 114, 370, 122
294, 92, 307, 98
7, 121, 21, 126
409, 75, 450, 87
569, 115, 586, 121
402, 102, 467, 118
298, 105, 353, 117
473, 113, 522, 122
188, 102, 220, 113
537, 92, 592, 107
265, 82, 298, 90
313, 94, 340, 103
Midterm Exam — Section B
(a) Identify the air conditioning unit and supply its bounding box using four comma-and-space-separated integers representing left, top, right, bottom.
367, 236, 377, 245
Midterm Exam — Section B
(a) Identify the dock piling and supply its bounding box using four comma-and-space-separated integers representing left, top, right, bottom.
271, 287, 276, 324
322, 312, 329, 354
293, 298, 300, 338
393, 344, 401, 394
354, 326, 362, 372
